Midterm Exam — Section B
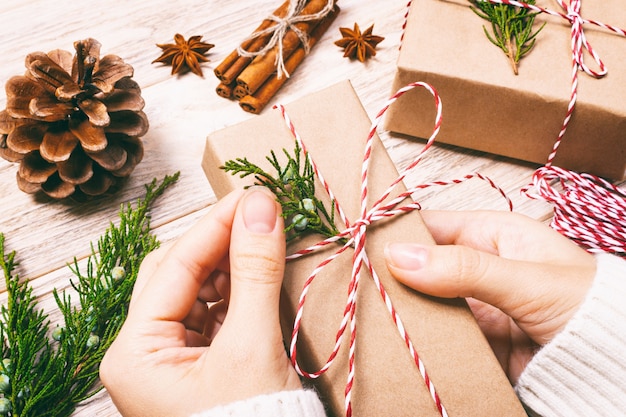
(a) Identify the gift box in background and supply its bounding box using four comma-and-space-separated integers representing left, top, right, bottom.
385, 0, 626, 180
202, 80, 526, 416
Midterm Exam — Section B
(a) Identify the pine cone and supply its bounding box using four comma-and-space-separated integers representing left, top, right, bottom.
0, 38, 148, 199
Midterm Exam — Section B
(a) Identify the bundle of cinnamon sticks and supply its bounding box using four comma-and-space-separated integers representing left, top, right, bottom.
214, 0, 339, 114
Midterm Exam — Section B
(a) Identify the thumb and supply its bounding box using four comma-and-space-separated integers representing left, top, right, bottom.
224, 187, 286, 331
206, 188, 302, 404
383, 242, 593, 343
384, 242, 518, 302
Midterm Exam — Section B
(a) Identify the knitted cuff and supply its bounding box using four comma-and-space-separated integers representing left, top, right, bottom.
190, 389, 326, 417
515, 254, 626, 417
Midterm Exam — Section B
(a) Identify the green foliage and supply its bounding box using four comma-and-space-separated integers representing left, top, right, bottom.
222, 140, 342, 242
469, 0, 545, 74
0, 172, 179, 417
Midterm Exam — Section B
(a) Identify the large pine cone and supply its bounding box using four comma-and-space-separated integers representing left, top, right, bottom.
0, 38, 148, 199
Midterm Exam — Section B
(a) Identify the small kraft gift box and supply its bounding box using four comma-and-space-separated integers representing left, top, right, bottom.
385, 0, 626, 180
202, 80, 527, 416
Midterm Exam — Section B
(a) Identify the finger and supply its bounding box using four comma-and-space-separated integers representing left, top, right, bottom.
385, 242, 528, 303
183, 299, 229, 346
467, 298, 518, 373
204, 188, 304, 398
186, 330, 211, 348
384, 242, 594, 333
182, 299, 210, 334
205, 300, 228, 341
128, 241, 173, 310
221, 187, 285, 332
183, 265, 230, 338
131, 189, 244, 323
420, 210, 590, 263
198, 268, 230, 303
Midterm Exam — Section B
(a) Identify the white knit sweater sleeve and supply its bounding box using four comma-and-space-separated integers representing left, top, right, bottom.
190, 390, 326, 417
515, 253, 626, 417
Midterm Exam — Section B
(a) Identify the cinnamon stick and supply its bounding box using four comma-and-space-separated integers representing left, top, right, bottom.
233, 84, 248, 100
216, 82, 235, 99
239, 5, 339, 114
214, 51, 245, 82
236, 0, 335, 96
213, 0, 292, 82
220, 33, 274, 85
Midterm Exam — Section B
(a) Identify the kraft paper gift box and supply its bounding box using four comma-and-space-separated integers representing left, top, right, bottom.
202, 80, 526, 416
385, 0, 626, 180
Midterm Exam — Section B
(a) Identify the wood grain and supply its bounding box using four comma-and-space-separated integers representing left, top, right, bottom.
0, 1, 622, 415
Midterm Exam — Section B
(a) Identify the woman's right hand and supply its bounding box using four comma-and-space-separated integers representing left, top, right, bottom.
384, 210, 597, 382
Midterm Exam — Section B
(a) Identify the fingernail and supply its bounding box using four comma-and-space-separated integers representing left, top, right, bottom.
385, 243, 428, 270
242, 188, 278, 234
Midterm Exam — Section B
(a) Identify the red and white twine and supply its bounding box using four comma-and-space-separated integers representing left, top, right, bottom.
274, 82, 511, 417
401, 0, 626, 256
527, 166, 626, 253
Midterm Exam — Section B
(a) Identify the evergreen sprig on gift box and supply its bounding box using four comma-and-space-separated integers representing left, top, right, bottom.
222, 140, 341, 242
469, 0, 545, 75
0, 172, 179, 417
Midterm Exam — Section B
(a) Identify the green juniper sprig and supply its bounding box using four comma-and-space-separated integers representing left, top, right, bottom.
0, 172, 179, 417
469, 0, 545, 75
222, 140, 342, 242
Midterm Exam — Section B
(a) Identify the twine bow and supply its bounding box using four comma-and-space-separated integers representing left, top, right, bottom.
237, 0, 335, 79
482, 0, 626, 255
274, 82, 511, 417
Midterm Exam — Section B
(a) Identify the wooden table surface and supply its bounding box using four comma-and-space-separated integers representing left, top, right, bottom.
0, 1, 622, 415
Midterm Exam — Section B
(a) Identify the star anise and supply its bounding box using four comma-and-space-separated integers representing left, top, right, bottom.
334, 23, 384, 62
152, 34, 214, 77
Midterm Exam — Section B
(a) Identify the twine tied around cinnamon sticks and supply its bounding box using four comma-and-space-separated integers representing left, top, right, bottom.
275, 82, 512, 417
237, 0, 335, 79
214, 0, 339, 114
